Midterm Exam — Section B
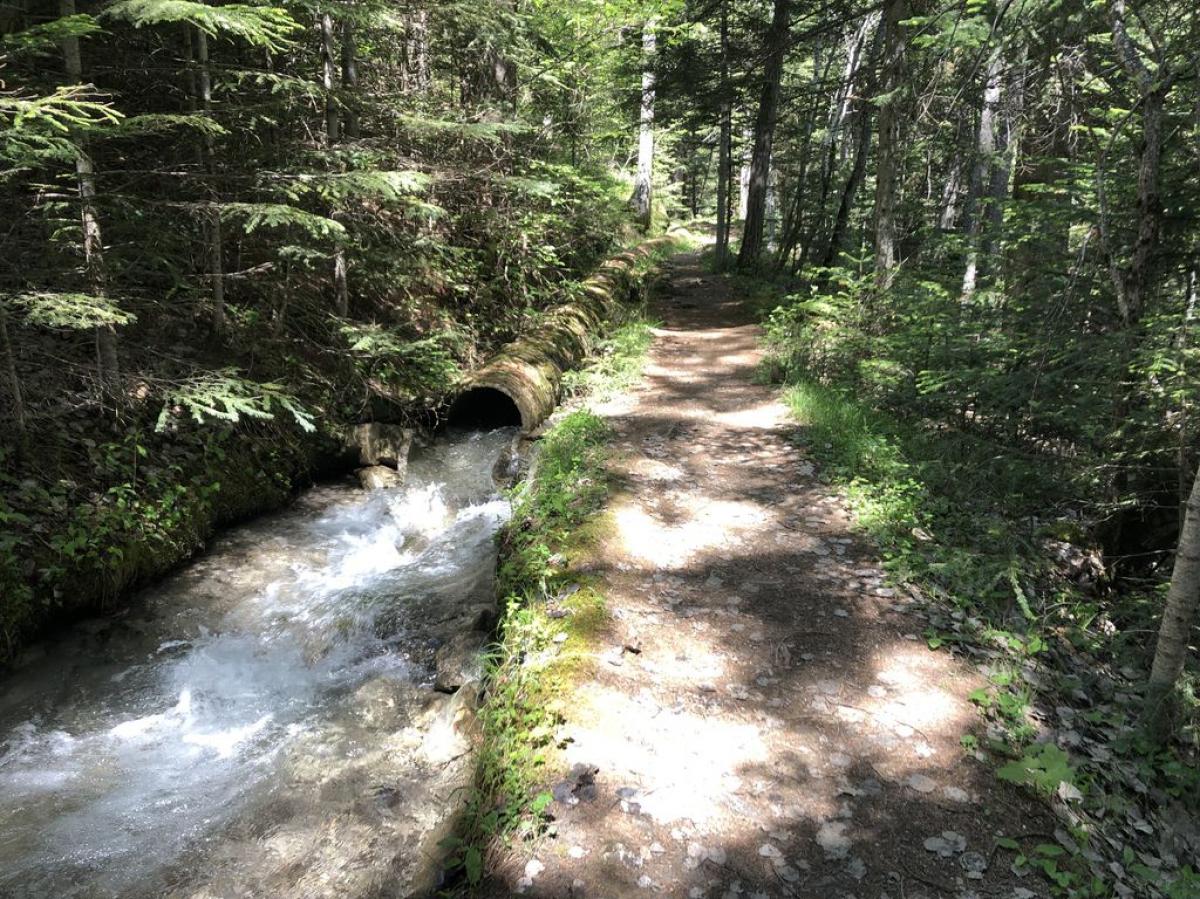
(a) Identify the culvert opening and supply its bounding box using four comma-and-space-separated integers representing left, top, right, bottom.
447, 387, 523, 430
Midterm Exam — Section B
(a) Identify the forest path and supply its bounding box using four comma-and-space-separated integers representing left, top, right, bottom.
499, 254, 1048, 899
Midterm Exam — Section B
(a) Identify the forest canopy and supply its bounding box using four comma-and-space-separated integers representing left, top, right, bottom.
2, 0, 1200, 893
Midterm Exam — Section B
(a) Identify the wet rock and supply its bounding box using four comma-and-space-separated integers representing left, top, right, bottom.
357, 465, 402, 491
434, 632, 487, 693
353, 423, 413, 471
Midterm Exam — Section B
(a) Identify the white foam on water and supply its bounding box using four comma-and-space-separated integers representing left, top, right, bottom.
0, 427, 518, 899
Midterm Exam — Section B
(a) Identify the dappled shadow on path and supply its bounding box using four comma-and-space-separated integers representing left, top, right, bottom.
486, 254, 1053, 899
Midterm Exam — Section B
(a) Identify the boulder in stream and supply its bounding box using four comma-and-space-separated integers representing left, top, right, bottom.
357, 465, 402, 490
435, 631, 489, 693
352, 423, 413, 473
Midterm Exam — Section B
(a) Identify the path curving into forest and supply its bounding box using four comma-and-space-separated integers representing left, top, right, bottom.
497, 254, 1051, 899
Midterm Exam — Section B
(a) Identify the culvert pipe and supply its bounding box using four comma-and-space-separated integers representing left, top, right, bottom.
448, 237, 677, 432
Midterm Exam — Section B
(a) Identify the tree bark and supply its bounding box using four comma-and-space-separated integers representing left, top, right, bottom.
871, 0, 908, 289
822, 85, 873, 267
320, 10, 340, 142
320, 11, 347, 314
341, 19, 360, 138
0, 304, 27, 447
629, 21, 657, 233
819, 16, 883, 267
810, 15, 875, 252
1106, 0, 1168, 327
61, 0, 118, 386
714, 0, 733, 268
334, 246, 349, 316
961, 46, 1005, 298
194, 27, 226, 334
737, 0, 790, 269
1145, 463, 1200, 737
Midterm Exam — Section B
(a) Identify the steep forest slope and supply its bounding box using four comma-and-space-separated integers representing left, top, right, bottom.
0, 1, 658, 658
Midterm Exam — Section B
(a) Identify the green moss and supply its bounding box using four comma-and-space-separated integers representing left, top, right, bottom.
446, 251, 672, 890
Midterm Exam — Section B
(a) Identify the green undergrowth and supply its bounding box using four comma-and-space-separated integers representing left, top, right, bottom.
781, 378, 1200, 897
445, 411, 612, 890
445, 255, 672, 892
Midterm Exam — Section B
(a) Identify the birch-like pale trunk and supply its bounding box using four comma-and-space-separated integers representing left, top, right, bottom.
714, 0, 733, 268
629, 21, 657, 232
320, 11, 340, 142
738, 123, 752, 219
1146, 464, 1200, 736
195, 28, 226, 334
61, 0, 118, 386
961, 46, 1004, 299
341, 19, 360, 138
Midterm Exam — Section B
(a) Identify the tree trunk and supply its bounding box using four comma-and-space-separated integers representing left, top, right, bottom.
411, 10, 429, 94
341, 19, 360, 138
871, 0, 908, 289
61, 0, 118, 386
629, 21, 657, 232
819, 16, 883, 267
194, 27, 226, 334
334, 246, 349, 316
320, 10, 340, 142
737, 0, 790, 269
961, 46, 1004, 298
1106, 0, 1168, 327
714, 0, 732, 269
1145, 463, 1200, 737
738, 123, 752, 219
0, 304, 27, 447
822, 87, 873, 267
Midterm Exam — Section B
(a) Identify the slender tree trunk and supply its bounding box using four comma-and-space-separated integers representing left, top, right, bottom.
809, 13, 876, 258
341, 19, 359, 138
194, 28, 226, 334
776, 42, 833, 271
961, 46, 1004, 298
738, 123, 752, 219
412, 10, 430, 93
334, 245, 349, 316
629, 21, 657, 232
1179, 264, 1198, 534
318, 12, 348, 313
0, 304, 27, 447
61, 0, 118, 386
938, 157, 963, 231
714, 0, 732, 268
737, 0, 790, 269
1106, 0, 1168, 327
871, 0, 908, 289
823, 89, 873, 267
1145, 463, 1200, 737
819, 17, 883, 267
320, 10, 340, 142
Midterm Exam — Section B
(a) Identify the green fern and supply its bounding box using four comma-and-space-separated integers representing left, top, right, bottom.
220, 203, 346, 241
156, 370, 316, 433
104, 0, 299, 50
9, 292, 136, 329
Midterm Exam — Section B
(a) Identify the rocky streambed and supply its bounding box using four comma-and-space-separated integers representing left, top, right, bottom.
0, 427, 520, 899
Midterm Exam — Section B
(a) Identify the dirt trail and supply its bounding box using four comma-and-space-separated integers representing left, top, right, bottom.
500, 254, 1050, 899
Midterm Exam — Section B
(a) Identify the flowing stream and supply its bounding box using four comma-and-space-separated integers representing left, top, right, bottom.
0, 427, 518, 899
